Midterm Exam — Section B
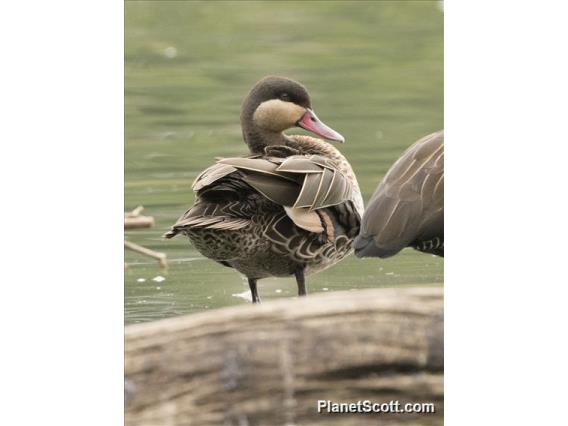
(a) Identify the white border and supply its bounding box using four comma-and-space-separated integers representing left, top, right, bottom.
446, 1, 568, 424
0, 1, 123, 424
1, 1, 568, 424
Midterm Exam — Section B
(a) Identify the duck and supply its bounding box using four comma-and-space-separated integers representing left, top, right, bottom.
354, 130, 444, 258
165, 76, 364, 303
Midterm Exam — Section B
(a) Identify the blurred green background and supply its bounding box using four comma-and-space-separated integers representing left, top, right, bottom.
125, 0, 443, 324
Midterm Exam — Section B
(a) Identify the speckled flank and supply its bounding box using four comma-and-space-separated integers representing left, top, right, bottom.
185, 212, 352, 279
413, 237, 444, 256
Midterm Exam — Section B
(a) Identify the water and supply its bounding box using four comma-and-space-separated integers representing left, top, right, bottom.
125, 1, 443, 324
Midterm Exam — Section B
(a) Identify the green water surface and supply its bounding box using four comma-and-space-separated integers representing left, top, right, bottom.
125, 1, 443, 324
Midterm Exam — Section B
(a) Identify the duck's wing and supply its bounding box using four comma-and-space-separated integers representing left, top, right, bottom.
355, 131, 444, 258
218, 155, 352, 210
164, 163, 263, 238
165, 155, 358, 238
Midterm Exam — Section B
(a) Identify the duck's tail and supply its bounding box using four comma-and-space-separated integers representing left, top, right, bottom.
163, 228, 179, 239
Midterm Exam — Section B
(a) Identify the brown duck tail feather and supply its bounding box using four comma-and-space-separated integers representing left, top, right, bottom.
163, 228, 179, 239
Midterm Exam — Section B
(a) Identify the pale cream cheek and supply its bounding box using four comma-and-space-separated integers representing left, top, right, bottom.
253, 99, 306, 132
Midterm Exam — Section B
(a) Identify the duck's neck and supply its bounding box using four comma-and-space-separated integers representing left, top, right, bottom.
242, 126, 287, 154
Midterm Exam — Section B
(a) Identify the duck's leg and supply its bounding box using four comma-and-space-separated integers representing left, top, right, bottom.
248, 278, 261, 304
294, 268, 307, 296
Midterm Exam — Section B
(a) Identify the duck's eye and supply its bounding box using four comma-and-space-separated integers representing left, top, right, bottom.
279, 93, 290, 101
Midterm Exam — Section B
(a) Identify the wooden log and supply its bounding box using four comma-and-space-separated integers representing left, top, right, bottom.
125, 205, 145, 218
124, 240, 167, 269
124, 216, 155, 229
125, 287, 443, 426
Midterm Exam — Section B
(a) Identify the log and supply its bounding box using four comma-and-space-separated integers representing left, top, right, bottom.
124, 206, 154, 229
125, 287, 443, 426
124, 216, 155, 229
124, 240, 167, 269
125, 206, 145, 218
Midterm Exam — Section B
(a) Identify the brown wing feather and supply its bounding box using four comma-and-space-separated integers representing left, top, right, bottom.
217, 157, 299, 182
192, 163, 237, 192
294, 173, 321, 208
219, 155, 352, 210
241, 173, 300, 206
312, 168, 335, 209
358, 130, 444, 257
164, 199, 253, 239
167, 154, 356, 238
